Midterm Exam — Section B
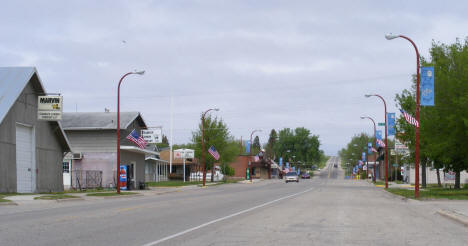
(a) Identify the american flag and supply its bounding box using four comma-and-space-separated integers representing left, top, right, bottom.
371, 147, 378, 153
400, 109, 419, 127
254, 155, 260, 162
126, 129, 147, 149
376, 139, 386, 148
208, 145, 220, 160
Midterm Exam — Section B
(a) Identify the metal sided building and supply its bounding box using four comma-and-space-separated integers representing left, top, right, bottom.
0, 67, 71, 193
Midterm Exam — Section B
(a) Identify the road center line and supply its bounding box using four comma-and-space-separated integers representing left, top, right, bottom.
141, 186, 316, 246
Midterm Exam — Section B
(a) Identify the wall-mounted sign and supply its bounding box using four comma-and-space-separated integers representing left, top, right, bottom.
38, 96, 62, 121
141, 128, 162, 143
174, 149, 195, 159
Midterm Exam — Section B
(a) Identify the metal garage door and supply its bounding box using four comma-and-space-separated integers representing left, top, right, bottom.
16, 124, 35, 193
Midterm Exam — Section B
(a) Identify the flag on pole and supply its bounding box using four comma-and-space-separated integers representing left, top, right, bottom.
254, 155, 259, 162
126, 129, 147, 149
376, 139, 386, 148
208, 145, 220, 160
371, 147, 378, 153
400, 109, 419, 127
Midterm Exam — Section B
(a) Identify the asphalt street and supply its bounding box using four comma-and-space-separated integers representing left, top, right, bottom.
1, 157, 468, 246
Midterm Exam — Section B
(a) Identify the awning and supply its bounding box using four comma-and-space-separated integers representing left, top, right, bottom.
120, 146, 159, 155
145, 157, 168, 163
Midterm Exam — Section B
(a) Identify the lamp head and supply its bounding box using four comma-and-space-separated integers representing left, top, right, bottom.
214, 108, 220, 111
385, 33, 399, 40
364, 94, 372, 98
360, 116, 365, 119
133, 70, 145, 75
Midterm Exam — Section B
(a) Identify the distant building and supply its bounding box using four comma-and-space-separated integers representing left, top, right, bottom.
0, 67, 71, 193
62, 112, 158, 189
230, 155, 272, 179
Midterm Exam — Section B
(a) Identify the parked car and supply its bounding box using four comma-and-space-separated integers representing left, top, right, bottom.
285, 172, 299, 183
301, 173, 310, 179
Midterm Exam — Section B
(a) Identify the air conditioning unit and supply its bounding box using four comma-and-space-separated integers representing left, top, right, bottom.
72, 153, 82, 160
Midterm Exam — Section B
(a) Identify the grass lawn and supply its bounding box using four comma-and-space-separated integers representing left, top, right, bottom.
146, 181, 204, 187
375, 181, 385, 186
387, 187, 468, 200
35, 194, 80, 200
65, 188, 113, 193
86, 192, 138, 197
0, 194, 12, 203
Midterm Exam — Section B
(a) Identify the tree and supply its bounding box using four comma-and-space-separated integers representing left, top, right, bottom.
338, 133, 373, 174
395, 38, 468, 188
252, 136, 261, 155
265, 129, 278, 160
156, 135, 170, 149
192, 114, 234, 182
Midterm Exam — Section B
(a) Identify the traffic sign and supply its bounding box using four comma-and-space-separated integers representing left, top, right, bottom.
392, 164, 398, 167
378, 122, 385, 126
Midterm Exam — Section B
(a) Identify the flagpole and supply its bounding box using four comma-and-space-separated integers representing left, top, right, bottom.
169, 96, 173, 174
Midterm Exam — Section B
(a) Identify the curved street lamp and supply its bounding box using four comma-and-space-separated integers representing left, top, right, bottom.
201, 108, 220, 187
361, 116, 377, 183
385, 33, 421, 198
365, 94, 389, 188
116, 70, 145, 194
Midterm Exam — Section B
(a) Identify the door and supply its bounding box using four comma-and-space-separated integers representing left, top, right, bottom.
16, 124, 35, 193
63, 161, 71, 188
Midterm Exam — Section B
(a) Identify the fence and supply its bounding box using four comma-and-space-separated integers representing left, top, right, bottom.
72, 170, 103, 190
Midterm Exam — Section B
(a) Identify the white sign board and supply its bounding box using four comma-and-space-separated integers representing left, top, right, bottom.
38, 96, 63, 121
174, 149, 195, 159
141, 128, 162, 143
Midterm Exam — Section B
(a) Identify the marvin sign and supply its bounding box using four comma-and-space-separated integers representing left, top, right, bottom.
38, 96, 63, 121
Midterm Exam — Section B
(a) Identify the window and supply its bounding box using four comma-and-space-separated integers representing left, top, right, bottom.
62, 161, 70, 173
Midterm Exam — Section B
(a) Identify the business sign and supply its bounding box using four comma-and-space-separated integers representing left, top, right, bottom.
395, 139, 409, 155
120, 165, 127, 190
444, 171, 456, 181
38, 96, 63, 121
174, 149, 195, 159
421, 66, 435, 106
387, 113, 396, 136
141, 128, 162, 143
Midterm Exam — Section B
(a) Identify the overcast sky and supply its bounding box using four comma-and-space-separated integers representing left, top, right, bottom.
1, 1, 466, 155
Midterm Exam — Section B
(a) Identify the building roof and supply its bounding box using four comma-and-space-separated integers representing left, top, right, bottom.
62, 112, 147, 130
120, 145, 159, 155
0, 67, 71, 152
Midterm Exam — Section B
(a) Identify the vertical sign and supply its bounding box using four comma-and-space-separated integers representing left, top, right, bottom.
362, 152, 366, 162
245, 140, 251, 153
368, 142, 373, 154
279, 157, 283, 168
120, 165, 127, 190
421, 67, 435, 106
387, 113, 396, 136
376, 130, 382, 140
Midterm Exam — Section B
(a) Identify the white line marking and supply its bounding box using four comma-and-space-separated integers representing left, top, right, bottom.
141, 187, 315, 246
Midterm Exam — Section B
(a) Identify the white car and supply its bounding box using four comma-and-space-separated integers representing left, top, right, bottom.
285, 172, 299, 183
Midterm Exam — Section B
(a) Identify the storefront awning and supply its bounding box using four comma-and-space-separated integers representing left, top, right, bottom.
120, 146, 159, 155
145, 157, 168, 163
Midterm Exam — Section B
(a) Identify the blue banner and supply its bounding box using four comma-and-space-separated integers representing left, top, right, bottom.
387, 113, 396, 136
286, 162, 289, 168
368, 142, 372, 154
421, 66, 435, 106
245, 140, 251, 153
362, 152, 366, 162
376, 130, 382, 140
279, 157, 283, 168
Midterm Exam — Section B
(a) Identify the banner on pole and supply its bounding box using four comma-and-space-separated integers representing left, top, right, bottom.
387, 113, 396, 136
421, 66, 435, 106
376, 130, 382, 140
245, 140, 251, 153
368, 142, 373, 154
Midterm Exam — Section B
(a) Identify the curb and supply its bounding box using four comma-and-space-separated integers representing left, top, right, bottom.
0, 201, 18, 206
101, 194, 144, 199
56, 197, 85, 203
437, 210, 468, 227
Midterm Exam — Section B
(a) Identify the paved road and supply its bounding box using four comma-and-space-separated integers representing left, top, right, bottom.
1, 157, 467, 245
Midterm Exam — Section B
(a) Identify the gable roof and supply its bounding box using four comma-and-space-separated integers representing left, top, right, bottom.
0, 67, 71, 152
62, 112, 147, 130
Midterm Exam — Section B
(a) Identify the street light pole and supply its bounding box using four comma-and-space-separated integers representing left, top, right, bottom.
385, 33, 421, 198
365, 94, 389, 188
249, 129, 262, 181
361, 116, 377, 183
201, 108, 219, 187
116, 70, 145, 194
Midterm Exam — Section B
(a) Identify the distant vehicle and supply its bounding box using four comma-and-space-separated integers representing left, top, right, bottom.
334, 164, 338, 168
317, 168, 321, 171
301, 173, 310, 179
285, 172, 299, 183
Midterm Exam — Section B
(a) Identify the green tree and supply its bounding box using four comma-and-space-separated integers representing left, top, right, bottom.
396, 38, 468, 188
265, 129, 278, 160
273, 127, 322, 168
156, 135, 170, 149
252, 136, 261, 155
192, 114, 234, 182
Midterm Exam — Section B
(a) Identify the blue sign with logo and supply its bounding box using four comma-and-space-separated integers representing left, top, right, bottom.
387, 113, 396, 136
120, 165, 127, 190
376, 130, 382, 140
421, 66, 435, 106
